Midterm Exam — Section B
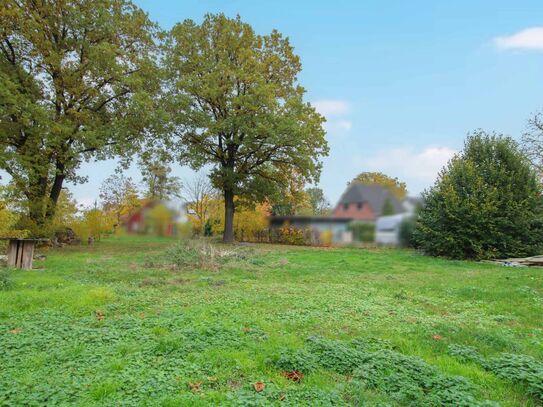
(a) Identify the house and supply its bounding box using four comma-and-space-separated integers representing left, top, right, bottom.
269, 183, 409, 244
125, 201, 178, 236
333, 183, 405, 222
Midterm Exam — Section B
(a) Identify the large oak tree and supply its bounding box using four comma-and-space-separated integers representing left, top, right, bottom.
165, 14, 328, 243
0, 0, 161, 233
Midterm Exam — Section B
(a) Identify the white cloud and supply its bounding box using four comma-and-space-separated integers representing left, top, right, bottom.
324, 119, 353, 133
313, 99, 353, 133
313, 99, 351, 117
337, 120, 353, 131
494, 27, 543, 50
354, 146, 457, 193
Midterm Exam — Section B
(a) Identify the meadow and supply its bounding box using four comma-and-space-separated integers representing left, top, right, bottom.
0, 236, 542, 406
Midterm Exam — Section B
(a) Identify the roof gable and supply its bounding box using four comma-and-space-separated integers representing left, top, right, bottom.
336, 183, 404, 216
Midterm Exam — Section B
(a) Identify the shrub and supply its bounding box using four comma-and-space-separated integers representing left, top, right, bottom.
277, 222, 309, 245
415, 131, 543, 260
348, 222, 375, 243
398, 216, 417, 248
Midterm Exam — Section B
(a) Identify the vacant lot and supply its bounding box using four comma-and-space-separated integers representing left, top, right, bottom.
1, 236, 542, 406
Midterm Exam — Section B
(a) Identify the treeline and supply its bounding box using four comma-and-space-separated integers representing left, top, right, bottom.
0, 2, 328, 243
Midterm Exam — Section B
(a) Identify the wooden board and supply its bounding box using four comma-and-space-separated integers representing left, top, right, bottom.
20, 241, 35, 270
7, 240, 18, 267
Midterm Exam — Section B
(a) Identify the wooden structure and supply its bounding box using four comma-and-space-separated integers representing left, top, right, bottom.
1, 238, 48, 270
486, 255, 543, 267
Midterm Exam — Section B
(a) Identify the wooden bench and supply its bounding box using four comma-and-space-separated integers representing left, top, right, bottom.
0, 238, 49, 270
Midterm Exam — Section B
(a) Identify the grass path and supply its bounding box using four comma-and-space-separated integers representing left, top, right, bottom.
1, 236, 542, 406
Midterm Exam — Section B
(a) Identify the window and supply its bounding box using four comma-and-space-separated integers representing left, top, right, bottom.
357, 202, 363, 210
343, 203, 349, 210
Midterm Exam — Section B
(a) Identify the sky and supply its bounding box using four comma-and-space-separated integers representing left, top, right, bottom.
8, 0, 543, 207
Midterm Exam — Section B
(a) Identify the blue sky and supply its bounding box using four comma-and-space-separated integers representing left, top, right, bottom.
14, 1, 543, 206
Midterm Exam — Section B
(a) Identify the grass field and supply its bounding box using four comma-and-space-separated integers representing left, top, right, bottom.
1, 236, 542, 406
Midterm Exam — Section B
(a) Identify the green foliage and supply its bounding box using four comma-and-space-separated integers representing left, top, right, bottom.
381, 197, 396, 216
99, 174, 141, 226
347, 221, 375, 242
268, 348, 319, 374
164, 14, 328, 242
265, 337, 485, 406
448, 344, 543, 402
305, 187, 331, 215
415, 131, 543, 260
398, 216, 417, 248
447, 344, 484, 364
485, 354, 543, 401
139, 160, 182, 201
0, 0, 161, 227
0, 271, 13, 291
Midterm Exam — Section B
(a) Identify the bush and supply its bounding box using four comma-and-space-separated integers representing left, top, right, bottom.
277, 222, 310, 245
415, 132, 543, 260
398, 216, 417, 248
348, 222, 375, 243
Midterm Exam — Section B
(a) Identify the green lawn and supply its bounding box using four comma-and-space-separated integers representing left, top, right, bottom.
1, 236, 542, 406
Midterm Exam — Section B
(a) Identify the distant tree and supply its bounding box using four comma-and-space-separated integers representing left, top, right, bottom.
522, 111, 543, 176
350, 172, 407, 200
270, 171, 312, 216
99, 174, 140, 227
0, 186, 21, 238
52, 190, 79, 228
415, 131, 543, 260
164, 14, 328, 243
183, 174, 219, 235
305, 187, 331, 215
0, 0, 161, 232
140, 160, 182, 201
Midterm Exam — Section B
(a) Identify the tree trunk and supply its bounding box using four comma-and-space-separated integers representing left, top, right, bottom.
223, 188, 235, 244
45, 172, 65, 220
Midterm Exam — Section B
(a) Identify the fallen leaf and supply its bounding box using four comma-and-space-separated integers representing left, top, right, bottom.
432, 335, 443, 341
253, 381, 265, 392
279, 393, 286, 401
188, 382, 201, 392
282, 370, 304, 382
95, 310, 105, 321
9, 327, 22, 334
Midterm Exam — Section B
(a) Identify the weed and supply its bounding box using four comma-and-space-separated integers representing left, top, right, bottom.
268, 348, 319, 374
485, 353, 543, 401
0, 271, 13, 291
447, 344, 484, 364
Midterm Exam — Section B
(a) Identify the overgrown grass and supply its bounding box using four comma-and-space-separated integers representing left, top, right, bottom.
1, 235, 542, 405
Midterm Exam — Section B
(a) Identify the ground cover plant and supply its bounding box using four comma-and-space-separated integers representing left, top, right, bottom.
1, 235, 542, 405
